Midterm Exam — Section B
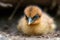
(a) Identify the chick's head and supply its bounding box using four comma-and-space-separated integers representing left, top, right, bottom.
24, 5, 42, 25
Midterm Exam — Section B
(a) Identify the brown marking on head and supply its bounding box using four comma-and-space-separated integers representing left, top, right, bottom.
24, 5, 42, 24
24, 5, 42, 17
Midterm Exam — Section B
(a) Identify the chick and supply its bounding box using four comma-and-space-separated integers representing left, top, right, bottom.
17, 5, 56, 35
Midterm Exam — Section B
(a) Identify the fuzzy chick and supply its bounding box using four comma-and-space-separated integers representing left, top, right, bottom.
17, 5, 56, 35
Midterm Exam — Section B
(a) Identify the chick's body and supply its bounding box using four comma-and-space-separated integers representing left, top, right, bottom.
17, 5, 56, 35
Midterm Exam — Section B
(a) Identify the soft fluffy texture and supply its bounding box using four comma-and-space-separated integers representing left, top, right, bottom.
17, 5, 56, 35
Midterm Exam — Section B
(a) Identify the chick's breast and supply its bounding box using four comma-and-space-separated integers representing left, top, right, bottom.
17, 13, 56, 35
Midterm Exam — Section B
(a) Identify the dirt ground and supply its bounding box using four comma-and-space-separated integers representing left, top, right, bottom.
0, 16, 60, 40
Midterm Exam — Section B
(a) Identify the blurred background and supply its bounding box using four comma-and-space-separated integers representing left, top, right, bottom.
0, 0, 60, 36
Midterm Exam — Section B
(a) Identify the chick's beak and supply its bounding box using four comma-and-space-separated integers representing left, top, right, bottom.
28, 17, 33, 25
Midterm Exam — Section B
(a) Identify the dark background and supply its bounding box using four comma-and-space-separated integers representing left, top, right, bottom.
0, 0, 60, 38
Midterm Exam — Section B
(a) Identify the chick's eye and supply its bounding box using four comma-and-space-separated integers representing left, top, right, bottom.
33, 14, 40, 20
25, 15, 28, 20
